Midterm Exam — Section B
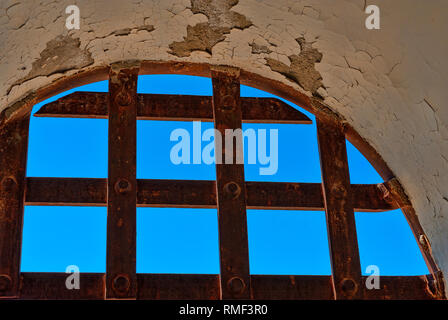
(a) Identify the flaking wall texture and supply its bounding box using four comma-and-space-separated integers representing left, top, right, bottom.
1, 0, 447, 291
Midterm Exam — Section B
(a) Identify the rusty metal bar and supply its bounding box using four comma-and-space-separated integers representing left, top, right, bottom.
251, 275, 437, 300
34, 91, 312, 124
137, 179, 216, 208
137, 274, 220, 300
363, 275, 438, 300
15, 273, 437, 300
106, 62, 139, 299
246, 181, 396, 212
316, 116, 363, 300
25, 178, 397, 212
25, 178, 106, 206
251, 275, 334, 300
211, 66, 251, 299
19, 272, 105, 300
0, 117, 30, 298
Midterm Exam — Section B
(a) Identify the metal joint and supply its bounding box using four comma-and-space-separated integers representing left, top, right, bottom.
112, 274, 131, 294
227, 276, 246, 295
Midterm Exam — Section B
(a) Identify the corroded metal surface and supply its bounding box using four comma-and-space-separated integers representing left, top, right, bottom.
13, 273, 438, 300
0, 116, 29, 298
316, 116, 363, 300
251, 275, 334, 300
34, 91, 312, 124
212, 66, 251, 299
137, 274, 220, 300
106, 62, 139, 299
25, 178, 398, 212
19, 273, 105, 300
25, 177, 107, 206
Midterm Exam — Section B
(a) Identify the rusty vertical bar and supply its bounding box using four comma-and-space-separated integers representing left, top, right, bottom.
316, 116, 363, 300
211, 65, 251, 299
0, 116, 29, 298
106, 62, 139, 299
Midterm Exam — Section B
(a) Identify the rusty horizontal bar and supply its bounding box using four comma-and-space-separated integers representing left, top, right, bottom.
137, 179, 216, 208
15, 273, 436, 300
19, 272, 105, 300
34, 91, 312, 124
252, 275, 437, 300
250, 275, 334, 300
246, 181, 396, 212
25, 178, 107, 206
24, 178, 398, 212
362, 275, 438, 300
137, 274, 220, 300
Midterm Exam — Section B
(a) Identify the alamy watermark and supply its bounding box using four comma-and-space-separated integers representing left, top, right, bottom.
65, 5, 80, 30
65, 3, 379, 31
170, 121, 278, 175
65, 265, 80, 290
365, 5, 380, 30
365, 265, 380, 290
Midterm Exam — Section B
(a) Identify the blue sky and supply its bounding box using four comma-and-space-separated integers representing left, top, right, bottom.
20, 75, 428, 276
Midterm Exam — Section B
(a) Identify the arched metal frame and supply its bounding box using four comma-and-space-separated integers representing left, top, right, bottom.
0, 61, 445, 300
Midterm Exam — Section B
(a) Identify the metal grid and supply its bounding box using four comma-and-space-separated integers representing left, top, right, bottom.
0, 62, 445, 300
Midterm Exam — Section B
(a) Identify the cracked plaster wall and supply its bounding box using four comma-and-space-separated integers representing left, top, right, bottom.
1, 0, 448, 291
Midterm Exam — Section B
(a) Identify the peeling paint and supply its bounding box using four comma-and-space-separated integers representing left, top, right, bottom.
112, 25, 155, 36
0, 91, 36, 124
169, 0, 252, 57
265, 38, 323, 94
250, 42, 272, 54
10, 35, 94, 92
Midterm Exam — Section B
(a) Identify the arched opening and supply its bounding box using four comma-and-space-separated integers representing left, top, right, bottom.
0, 61, 444, 300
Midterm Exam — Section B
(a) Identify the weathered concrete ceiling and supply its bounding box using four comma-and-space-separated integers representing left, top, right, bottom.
1, 0, 447, 291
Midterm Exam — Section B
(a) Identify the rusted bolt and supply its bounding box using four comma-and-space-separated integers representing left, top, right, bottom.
113, 274, 130, 293
224, 181, 241, 200
220, 95, 236, 112
0, 274, 12, 292
114, 91, 132, 107
332, 184, 346, 200
114, 179, 132, 194
378, 183, 390, 200
173, 62, 185, 71
419, 234, 430, 251
268, 103, 279, 115
227, 276, 245, 295
1, 176, 17, 192
340, 278, 357, 295
419, 234, 426, 245
335, 158, 345, 169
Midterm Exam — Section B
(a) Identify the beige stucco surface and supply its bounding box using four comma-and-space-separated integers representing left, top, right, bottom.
1, 0, 447, 291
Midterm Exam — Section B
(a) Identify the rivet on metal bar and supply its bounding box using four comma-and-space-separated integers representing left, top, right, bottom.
114, 178, 132, 194
223, 181, 241, 200
227, 277, 246, 295
113, 274, 131, 294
